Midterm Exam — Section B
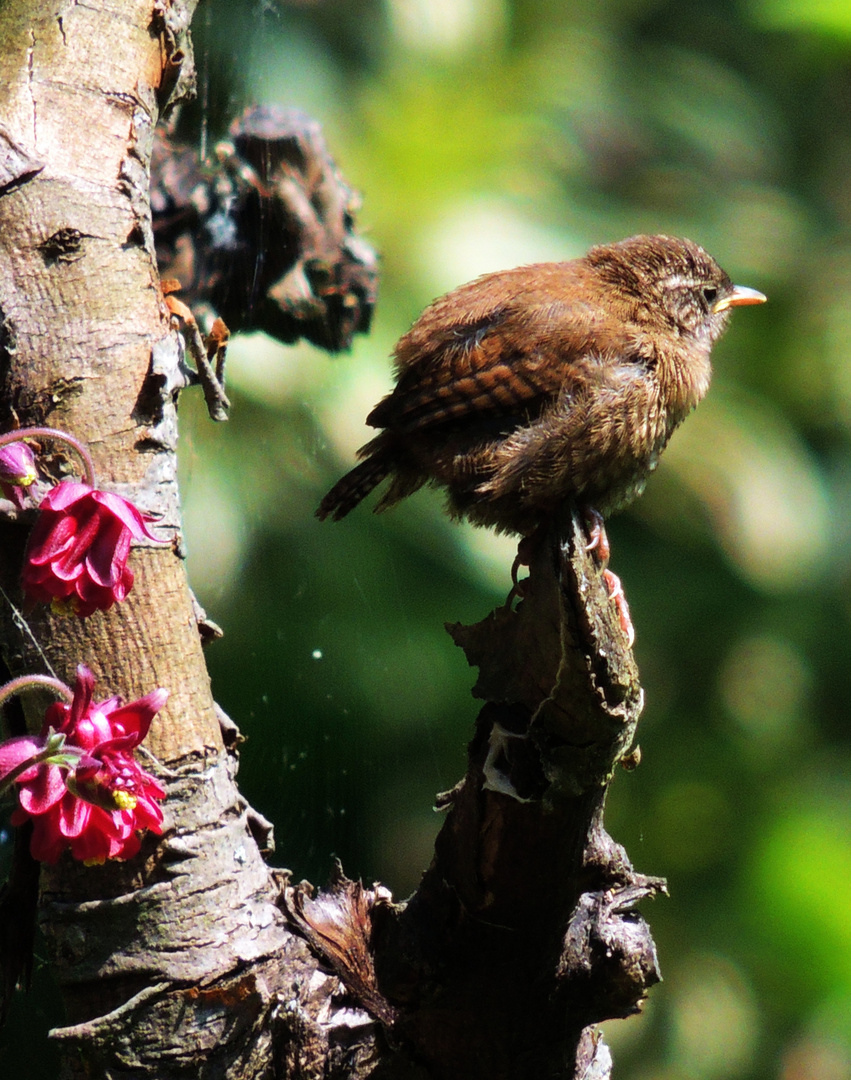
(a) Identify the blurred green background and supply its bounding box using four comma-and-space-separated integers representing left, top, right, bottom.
7, 0, 851, 1077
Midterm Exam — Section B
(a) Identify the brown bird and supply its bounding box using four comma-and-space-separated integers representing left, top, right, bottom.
317, 235, 765, 544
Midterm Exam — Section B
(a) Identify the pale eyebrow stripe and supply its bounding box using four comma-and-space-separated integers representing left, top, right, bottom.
659, 273, 701, 289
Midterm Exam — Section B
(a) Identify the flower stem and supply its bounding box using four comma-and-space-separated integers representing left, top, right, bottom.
0, 673, 74, 709
0, 426, 97, 487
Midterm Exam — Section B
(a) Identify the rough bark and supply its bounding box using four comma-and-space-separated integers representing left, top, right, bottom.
0, 0, 299, 1073
385, 515, 662, 1077
0, 3, 663, 1077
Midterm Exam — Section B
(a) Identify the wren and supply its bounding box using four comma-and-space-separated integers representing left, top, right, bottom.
318, 234, 765, 542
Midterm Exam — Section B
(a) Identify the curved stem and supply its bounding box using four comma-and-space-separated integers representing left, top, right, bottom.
0, 426, 97, 487
0, 673, 74, 709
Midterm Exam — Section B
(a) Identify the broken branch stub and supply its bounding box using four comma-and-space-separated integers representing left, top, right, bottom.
366, 510, 663, 1078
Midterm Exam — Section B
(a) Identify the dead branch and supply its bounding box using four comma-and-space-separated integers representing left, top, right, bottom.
152, 104, 378, 353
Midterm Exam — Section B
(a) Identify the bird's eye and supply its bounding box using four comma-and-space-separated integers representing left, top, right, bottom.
702, 286, 718, 306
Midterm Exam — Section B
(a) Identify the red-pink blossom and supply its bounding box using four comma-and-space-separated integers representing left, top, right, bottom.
8, 666, 168, 864
0, 440, 38, 508
21, 481, 161, 617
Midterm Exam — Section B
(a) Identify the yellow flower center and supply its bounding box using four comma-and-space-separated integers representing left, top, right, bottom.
50, 596, 80, 617
112, 791, 138, 811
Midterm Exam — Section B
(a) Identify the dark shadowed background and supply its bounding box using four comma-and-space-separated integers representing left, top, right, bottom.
5, 1, 851, 1077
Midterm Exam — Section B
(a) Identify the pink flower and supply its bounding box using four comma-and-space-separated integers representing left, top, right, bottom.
0, 440, 38, 508
8, 666, 168, 864
21, 481, 161, 617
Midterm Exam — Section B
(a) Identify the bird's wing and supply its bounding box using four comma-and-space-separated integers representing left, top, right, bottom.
368, 271, 622, 434
369, 332, 560, 432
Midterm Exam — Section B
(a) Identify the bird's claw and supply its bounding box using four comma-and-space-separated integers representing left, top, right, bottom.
602, 569, 635, 648
583, 508, 611, 566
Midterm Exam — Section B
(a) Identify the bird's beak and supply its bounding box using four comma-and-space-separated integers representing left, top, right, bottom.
713, 285, 767, 312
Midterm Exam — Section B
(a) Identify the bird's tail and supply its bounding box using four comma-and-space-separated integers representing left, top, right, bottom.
316, 454, 393, 522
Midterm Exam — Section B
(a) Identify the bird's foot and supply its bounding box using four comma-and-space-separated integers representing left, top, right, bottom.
510, 530, 543, 586
505, 526, 548, 607
583, 507, 610, 566
602, 569, 635, 648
